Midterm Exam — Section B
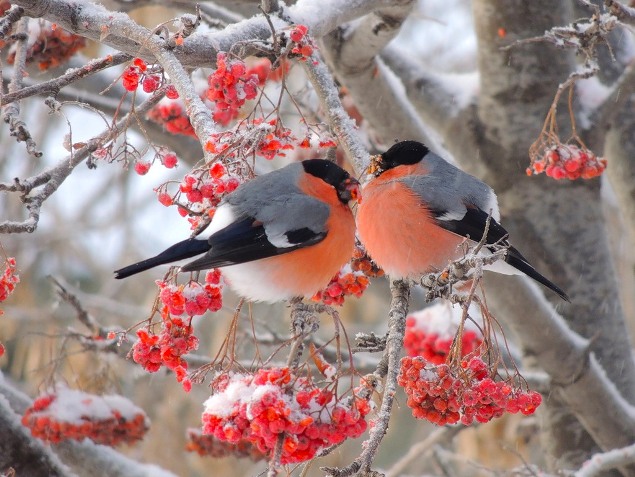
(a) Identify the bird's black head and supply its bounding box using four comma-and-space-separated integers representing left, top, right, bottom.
302, 159, 360, 205
373, 140, 430, 173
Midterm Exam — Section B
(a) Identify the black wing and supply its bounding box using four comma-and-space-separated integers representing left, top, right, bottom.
180, 216, 326, 271
435, 207, 570, 302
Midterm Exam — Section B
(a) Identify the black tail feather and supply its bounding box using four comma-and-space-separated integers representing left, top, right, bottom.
114, 238, 211, 279
505, 246, 570, 302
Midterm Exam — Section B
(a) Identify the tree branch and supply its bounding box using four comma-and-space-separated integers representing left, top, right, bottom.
323, 279, 410, 476
0, 89, 164, 234
487, 275, 635, 454
320, 1, 436, 147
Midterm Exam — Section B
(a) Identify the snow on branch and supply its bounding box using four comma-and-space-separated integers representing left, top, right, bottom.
0, 378, 177, 477
302, 51, 369, 173
0, 392, 76, 477
1, 52, 131, 106
575, 442, 635, 477
321, 1, 437, 147
13, 0, 411, 68
604, 0, 635, 27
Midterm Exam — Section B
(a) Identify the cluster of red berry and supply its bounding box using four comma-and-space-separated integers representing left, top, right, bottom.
147, 100, 197, 138
312, 264, 370, 306
22, 388, 149, 446
403, 305, 482, 365
289, 25, 315, 59
247, 58, 290, 86
398, 356, 542, 426
204, 118, 296, 161
133, 150, 179, 176
0, 256, 18, 355
201, 367, 371, 464
132, 271, 222, 390
527, 144, 607, 180
0, 257, 19, 304
158, 269, 223, 316
186, 428, 265, 461
121, 58, 179, 98
7, 24, 86, 71
132, 319, 198, 391
165, 162, 241, 230
206, 52, 259, 125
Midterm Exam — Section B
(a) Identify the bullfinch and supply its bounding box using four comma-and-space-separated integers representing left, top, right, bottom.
356, 140, 569, 301
115, 159, 361, 303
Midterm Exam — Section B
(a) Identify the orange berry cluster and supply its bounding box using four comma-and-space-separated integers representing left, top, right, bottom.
8, 24, 86, 70
312, 246, 382, 306
398, 356, 542, 426
350, 245, 384, 278
312, 264, 370, 306
22, 387, 149, 446
168, 162, 241, 230
201, 367, 372, 464
121, 58, 179, 98
132, 271, 222, 391
185, 428, 265, 461
147, 100, 196, 138
133, 149, 179, 176
205, 52, 259, 125
247, 58, 291, 85
0, 257, 19, 303
403, 305, 482, 365
289, 25, 315, 59
527, 144, 606, 180
204, 118, 296, 161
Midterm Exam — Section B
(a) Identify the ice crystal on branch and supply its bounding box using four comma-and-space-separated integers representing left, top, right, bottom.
22, 387, 149, 446
201, 367, 372, 464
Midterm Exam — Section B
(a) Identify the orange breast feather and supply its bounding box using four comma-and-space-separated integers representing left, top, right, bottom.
255, 172, 356, 297
357, 172, 465, 279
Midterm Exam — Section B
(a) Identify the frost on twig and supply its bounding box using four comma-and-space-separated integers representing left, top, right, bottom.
323, 280, 410, 477
1, 53, 131, 106
575, 442, 635, 477
0, 89, 164, 234
604, 0, 635, 27
1, 17, 42, 157
301, 50, 370, 174
503, 2, 617, 62
0, 5, 25, 39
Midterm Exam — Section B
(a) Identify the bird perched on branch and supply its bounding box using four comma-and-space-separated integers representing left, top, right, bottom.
356, 140, 569, 301
115, 160, 360, 303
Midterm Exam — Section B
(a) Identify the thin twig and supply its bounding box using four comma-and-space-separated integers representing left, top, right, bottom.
323, 280, 410, 477
1, 17, 41, 157
0, 6, 25, 39
1, 53, 131, 106
0, 88, 165, 234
